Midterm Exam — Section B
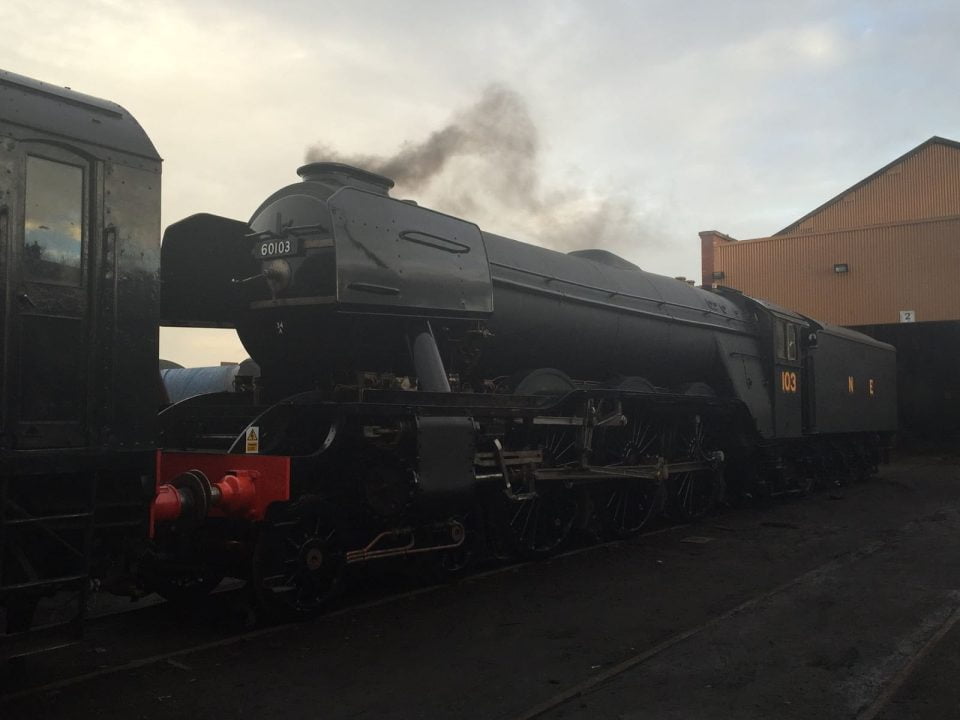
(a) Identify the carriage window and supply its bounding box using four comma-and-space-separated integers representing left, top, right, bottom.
23, 156, 84, 285
786, 323, 798, 361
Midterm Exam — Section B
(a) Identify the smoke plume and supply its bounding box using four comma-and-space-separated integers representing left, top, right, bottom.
305, 85, 656, 257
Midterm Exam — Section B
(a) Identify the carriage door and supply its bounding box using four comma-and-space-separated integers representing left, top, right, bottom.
773, 317, 803, 438
10, 149, 93, 449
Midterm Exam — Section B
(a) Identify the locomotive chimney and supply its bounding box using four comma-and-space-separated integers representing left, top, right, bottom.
297, 162, 395, 196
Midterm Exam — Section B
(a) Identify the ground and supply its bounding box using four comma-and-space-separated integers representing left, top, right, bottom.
3, 451, 960, 719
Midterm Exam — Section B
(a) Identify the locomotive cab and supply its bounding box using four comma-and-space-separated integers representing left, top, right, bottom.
770, 312, 807, 438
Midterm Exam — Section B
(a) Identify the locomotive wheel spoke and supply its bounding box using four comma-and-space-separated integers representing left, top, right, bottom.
667, 468, 721, 521
599, 478, 662, 538
594, 413, 664, 537
435, 519, 476, 578
491, 422, 581, 560
499, 491, 578, 560
545, 430, 578, 467
252, 508, 344, 620
664, 415, 722, 522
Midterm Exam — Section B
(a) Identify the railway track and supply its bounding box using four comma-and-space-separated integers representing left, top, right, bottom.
509, 508, 960, 720
0, 521, 690, 702
4, 465, 957, 719
509, 539, 889, 720
8, 518, 948, 718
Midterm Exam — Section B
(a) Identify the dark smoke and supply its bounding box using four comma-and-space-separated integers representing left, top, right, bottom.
305, 85, 655, 256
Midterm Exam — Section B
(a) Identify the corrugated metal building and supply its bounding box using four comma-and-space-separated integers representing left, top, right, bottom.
700, 136, 960, 433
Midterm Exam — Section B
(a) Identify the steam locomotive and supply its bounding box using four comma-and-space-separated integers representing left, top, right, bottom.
153, 165, 896, 616
1, 70, 896, 641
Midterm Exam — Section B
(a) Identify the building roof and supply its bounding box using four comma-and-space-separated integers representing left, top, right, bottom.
774, 136, 960, 236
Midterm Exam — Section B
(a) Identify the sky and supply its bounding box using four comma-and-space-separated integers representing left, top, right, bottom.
5, 0, 959, 366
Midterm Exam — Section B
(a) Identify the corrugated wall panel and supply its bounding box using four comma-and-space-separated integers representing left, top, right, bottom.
782, 144, 960, 235
715, 217, 960, 326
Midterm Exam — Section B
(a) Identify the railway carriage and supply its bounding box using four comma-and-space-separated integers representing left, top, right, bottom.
0, 71, 160, 655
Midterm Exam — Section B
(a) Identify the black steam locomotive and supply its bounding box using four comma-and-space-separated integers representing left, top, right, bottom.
154, 163, 896, 616
1, 70, 896, 640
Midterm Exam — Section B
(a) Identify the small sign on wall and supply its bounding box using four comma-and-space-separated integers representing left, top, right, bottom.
899, 310, 916, 323
245, 426, 260, 454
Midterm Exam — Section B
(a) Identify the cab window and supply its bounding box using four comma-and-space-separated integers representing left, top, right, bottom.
23, 155, 84, 285
775, 319, 799, 362
786, 323, 797, 361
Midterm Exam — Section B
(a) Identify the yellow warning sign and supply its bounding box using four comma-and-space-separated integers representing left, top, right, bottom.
245, 426, 260, 454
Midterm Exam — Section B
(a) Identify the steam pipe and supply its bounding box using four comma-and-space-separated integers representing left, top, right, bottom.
407, 320, 451, 392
